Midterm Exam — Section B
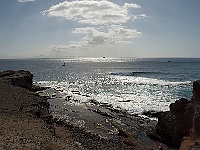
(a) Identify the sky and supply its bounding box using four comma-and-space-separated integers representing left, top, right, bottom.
0, 0, 200, 58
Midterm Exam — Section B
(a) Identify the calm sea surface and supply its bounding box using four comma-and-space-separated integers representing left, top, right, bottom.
1, 58, 200, 114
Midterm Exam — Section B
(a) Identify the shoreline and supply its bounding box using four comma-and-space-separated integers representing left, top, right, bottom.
0, 70, 160, 149
3, 70, 196, 149
0, 70, 83, 149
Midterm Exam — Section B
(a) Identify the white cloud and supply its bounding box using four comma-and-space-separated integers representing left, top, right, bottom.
50, 25, 141, 50
138, 14, 147, 18
130, 14, 147, 21
17, 0, 34, 2
43, 0, 146, 51
42, 0, 142, 25
123, 3, 141, 9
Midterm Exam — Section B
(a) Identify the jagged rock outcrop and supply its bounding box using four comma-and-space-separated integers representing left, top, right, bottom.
156, 80, 200, 148
179, 81, 200, 150
0, 70, 50, 119
0, 70, 33, 89
191, 80, 200, 138
156, 98, 194, 146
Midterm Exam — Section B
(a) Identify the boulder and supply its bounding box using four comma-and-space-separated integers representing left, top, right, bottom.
191, 80, 200, 138
0, 70, 33, 90
180, 80, 200, 149
156, 98, 194, 146
192, 80, 200, 104
156, 80, 200, 147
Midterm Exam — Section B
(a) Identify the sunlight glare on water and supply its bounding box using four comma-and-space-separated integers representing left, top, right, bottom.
1, 57, 197, 114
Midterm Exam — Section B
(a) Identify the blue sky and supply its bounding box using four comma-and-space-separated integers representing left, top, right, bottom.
0, 0, 200, 58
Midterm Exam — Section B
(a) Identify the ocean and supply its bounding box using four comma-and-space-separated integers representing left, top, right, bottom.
1, 57, 200, 114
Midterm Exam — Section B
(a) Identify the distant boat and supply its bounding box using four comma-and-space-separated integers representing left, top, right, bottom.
168, 61, 171, 62
103, 57, 106, 58
62, 63, 65, 66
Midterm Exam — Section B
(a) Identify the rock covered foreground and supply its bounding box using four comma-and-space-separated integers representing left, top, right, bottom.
0, 70, 33, 89
1, 70, 200, 150
0, 70, 149, 150
0, 70, 83, 150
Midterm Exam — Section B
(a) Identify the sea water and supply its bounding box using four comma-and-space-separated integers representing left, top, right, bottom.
1, 58, 200, 114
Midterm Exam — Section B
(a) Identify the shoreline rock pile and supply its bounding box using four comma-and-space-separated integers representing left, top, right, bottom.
156, 80, 200, 149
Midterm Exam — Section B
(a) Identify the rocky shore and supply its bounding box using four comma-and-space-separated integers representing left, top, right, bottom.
0, 70, 199, 149
0, 70, 83, 149
155, 80, 200, 150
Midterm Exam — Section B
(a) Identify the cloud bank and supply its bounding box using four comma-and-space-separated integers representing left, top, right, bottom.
43, 0, 141, 25
50, 25, 141, 50
43, 0, 146, 50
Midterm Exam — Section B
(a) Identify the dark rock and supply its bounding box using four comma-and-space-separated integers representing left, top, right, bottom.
89, 99, 100, 105
191, 80, 200, 138
142, 110, 161, 118
88, 108, 113, 118
156, 80, 200, 147
193, 104, 200, 138
156, 98, 194, 146
170, 98, 190, 114
0, 70, 33, 90
192, 80, 200, 104
183, 80, 200, 147
118, 128, 128, 138
31, 85, 48, 92
0, 70, 16, 77
118, 100, 131, 102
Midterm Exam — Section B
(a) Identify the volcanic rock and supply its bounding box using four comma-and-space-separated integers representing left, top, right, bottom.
156, 98, 194, 146
0, 70, 33, 89
156, 80, 200, 148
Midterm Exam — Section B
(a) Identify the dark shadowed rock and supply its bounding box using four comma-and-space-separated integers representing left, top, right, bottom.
31, 84, 48, 92
156, 80, 200, 148
180, 80, 200, 149
191, 80, 200, 137
192, 80, 200, 104
156, 98, 194, 146
0, 70, 33, 89
142, 110, 161, 118
189, 81, 200, 142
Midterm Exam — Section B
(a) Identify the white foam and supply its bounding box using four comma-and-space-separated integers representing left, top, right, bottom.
35, 76, 191, 114
110, 75, 191, 86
